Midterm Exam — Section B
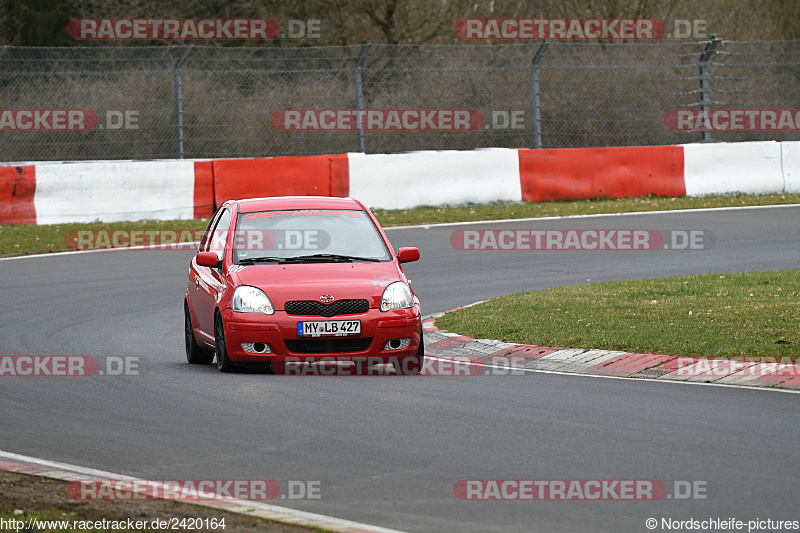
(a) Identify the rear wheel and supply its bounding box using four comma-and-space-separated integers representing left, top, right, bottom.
185, 303, 214, 364
214, 313, 238, 373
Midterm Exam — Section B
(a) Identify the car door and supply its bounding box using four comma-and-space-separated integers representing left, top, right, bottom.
187, 209, 221, 329
192, 207, 232, 339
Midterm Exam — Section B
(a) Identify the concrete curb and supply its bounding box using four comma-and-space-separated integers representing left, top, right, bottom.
0, 450, 408, 533
424, 308, 800, 391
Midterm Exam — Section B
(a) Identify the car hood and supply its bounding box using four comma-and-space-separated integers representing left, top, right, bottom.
228, 261, 403, 309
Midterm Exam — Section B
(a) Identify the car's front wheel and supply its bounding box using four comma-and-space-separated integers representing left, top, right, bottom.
185, 303, 214, 364
214, 313, 238, 373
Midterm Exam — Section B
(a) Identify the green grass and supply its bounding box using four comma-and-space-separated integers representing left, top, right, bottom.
435, 270, 800, 360
1, 193, 799, 258
0, 219, 211, 257
371, 193, 800, 226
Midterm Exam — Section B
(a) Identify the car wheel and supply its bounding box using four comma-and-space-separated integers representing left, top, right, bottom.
214, 313, 238, 373
185, 303, 214, 364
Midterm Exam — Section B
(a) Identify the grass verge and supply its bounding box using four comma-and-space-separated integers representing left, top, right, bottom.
0, 219, 211, 258
0, 470, 325, 533
371, 193, 800, 226
1, 193, 799, 258
435, 270, 800, 360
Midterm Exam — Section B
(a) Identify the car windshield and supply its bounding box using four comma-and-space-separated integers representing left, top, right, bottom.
233, 208, 391, 264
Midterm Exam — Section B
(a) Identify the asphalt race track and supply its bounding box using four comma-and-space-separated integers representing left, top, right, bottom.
1, 206, 799, 532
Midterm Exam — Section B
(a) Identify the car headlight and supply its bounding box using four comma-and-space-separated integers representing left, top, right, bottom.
232, 285, 274, 314
380, 282, 413, 312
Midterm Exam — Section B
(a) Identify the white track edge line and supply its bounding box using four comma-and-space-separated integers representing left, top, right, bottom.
0, 242, 202, 261
0, 450, 409, 533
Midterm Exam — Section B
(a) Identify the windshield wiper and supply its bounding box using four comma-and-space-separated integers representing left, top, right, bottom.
237, 256, 286, 264
284, 253, 382, 263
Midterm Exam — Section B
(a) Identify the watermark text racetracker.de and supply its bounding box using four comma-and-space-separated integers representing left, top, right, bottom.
0, 109, 138, 131
665, 357, 800, 378
65, 229, 206, 250
272, 109, 483, 131
67, 18, 327, 41
275, 356, 526, 376
271, 109, 529, 131
450, 229, 714, 251
454, 479, 708, 500
64, 228, 327, 252
452, 18, 709, 40
67, 478, 321, 501
0, 109, 97, 131
665, 109, 800, 132
68, 18, 280, 40
0, 356, 139, 377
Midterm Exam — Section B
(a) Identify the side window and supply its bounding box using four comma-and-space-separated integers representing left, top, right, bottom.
199, 207, 223, 251
208, 209, 232, 260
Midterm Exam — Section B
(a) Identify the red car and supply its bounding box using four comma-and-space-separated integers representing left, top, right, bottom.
184, 196, 423, 374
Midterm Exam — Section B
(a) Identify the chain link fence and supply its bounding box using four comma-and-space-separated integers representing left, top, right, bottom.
1, 40, 799, 161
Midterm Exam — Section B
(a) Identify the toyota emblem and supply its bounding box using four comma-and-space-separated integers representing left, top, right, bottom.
319, 295, 335, 304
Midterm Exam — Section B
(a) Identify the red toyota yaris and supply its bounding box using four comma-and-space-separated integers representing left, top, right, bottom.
184, 196, 423, 374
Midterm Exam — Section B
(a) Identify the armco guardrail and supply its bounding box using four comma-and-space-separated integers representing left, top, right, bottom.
2, 141, 799, 225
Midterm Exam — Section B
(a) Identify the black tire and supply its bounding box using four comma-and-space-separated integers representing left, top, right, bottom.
185, 303, 214, 364
214, 313, 238, 373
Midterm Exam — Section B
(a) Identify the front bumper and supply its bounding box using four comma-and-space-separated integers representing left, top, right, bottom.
221, 305, 422, 363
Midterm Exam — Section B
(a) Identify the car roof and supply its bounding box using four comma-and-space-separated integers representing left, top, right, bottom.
234, 196, 363, 212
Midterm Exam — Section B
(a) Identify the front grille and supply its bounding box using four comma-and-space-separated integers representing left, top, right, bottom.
285, 337, 373, 354
285, 299, 369, 317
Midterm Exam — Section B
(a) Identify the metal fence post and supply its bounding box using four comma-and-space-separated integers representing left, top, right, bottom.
0, 46, 7, 60
174, 45, 194, 159
354, 43, 371, 153
531, 41, 550, 149
698, 35, 721, 143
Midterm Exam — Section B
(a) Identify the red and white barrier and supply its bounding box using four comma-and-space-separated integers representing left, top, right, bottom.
35, 160, 198, 224
0, 165, 36, 224
682, 141, 783, 196
517, 145, 685, 202
2, 141, 797, 225
1, 160, 214, 225
210, 154, 348, 206
780, 141, 800, 194
348, 149, 521, 210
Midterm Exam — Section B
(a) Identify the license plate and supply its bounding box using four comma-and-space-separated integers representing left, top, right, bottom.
297, 320, 361, 337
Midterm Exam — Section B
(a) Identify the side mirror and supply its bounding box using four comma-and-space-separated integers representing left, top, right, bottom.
397, 247, 420, 263
196, 251, 221, 269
